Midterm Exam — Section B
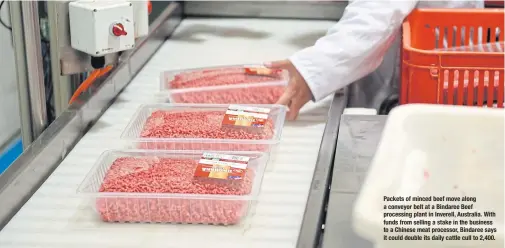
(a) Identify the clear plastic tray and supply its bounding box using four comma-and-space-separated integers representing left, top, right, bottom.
77, 149, 270, 225
159, 64, 289, 104
121, 103, 287, 152
352, 104, 504, 247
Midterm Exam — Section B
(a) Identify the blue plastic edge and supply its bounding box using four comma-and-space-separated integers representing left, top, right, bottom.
0, 138, 23, 174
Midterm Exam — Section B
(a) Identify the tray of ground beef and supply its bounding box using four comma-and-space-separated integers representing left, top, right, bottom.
159, 64, 289, 104
77, 150, 269, 225
121, 103, 287, 152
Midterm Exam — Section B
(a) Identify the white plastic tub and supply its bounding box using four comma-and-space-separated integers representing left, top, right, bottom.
352, 104, 504, 248
77, 150, 269, 225
159, 64, 288, 104
121, 103, 287, 152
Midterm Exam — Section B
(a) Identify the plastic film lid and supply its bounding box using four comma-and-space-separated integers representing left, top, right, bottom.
77, 150, 270, 200
121, 103, 287, 144
160, 64, 289, 93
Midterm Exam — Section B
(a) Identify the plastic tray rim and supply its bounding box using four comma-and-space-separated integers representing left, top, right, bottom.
159, 63, 290, 92
163, 80, 288, 94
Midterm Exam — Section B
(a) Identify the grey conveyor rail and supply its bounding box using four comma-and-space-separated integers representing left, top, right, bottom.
0, 3, 347, 248
322, 115, 387, 248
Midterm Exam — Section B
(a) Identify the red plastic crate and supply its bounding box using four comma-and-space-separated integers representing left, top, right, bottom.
401, 9, 504, 108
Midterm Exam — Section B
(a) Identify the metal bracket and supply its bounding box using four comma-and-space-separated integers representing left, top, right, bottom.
10, 1, 48, 147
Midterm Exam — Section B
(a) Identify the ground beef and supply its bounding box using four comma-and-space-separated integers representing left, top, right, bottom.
168, 67, 283, 89
97, 157, 255, 225
166, 67, 286, 104
170, 85, 285, 104
137, 110, 275, 151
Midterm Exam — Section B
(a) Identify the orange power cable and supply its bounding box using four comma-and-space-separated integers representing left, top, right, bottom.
69, 65, 113, 105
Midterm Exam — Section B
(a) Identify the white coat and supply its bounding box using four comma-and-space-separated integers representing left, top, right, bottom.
289, 0, 484, 109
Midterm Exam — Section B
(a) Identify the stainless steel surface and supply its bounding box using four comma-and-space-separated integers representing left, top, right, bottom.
0, 2, 183, 230
21, 1, 48, 140
322, 115, 387, 248
297, 90, 348, 248
184, 1, 347, 20
9, 1, 33, 148
52, 1, 118, 75
47, 2, 72, 115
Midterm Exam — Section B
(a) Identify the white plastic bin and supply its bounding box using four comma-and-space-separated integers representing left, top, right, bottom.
121, 103, 287, 152
159, 64, 288, 104
352, 104, 504, 248
77, 150, 269, 225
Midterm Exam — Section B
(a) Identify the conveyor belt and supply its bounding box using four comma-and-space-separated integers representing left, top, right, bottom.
0, 18, 337, 248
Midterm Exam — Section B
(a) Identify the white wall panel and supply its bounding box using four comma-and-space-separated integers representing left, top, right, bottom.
0, 3, 20, 147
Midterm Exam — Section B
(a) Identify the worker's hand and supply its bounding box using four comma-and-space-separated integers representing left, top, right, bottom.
265, 59, 312, 120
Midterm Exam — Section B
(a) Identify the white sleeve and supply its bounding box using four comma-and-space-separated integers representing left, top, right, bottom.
289, 0, 418, 102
